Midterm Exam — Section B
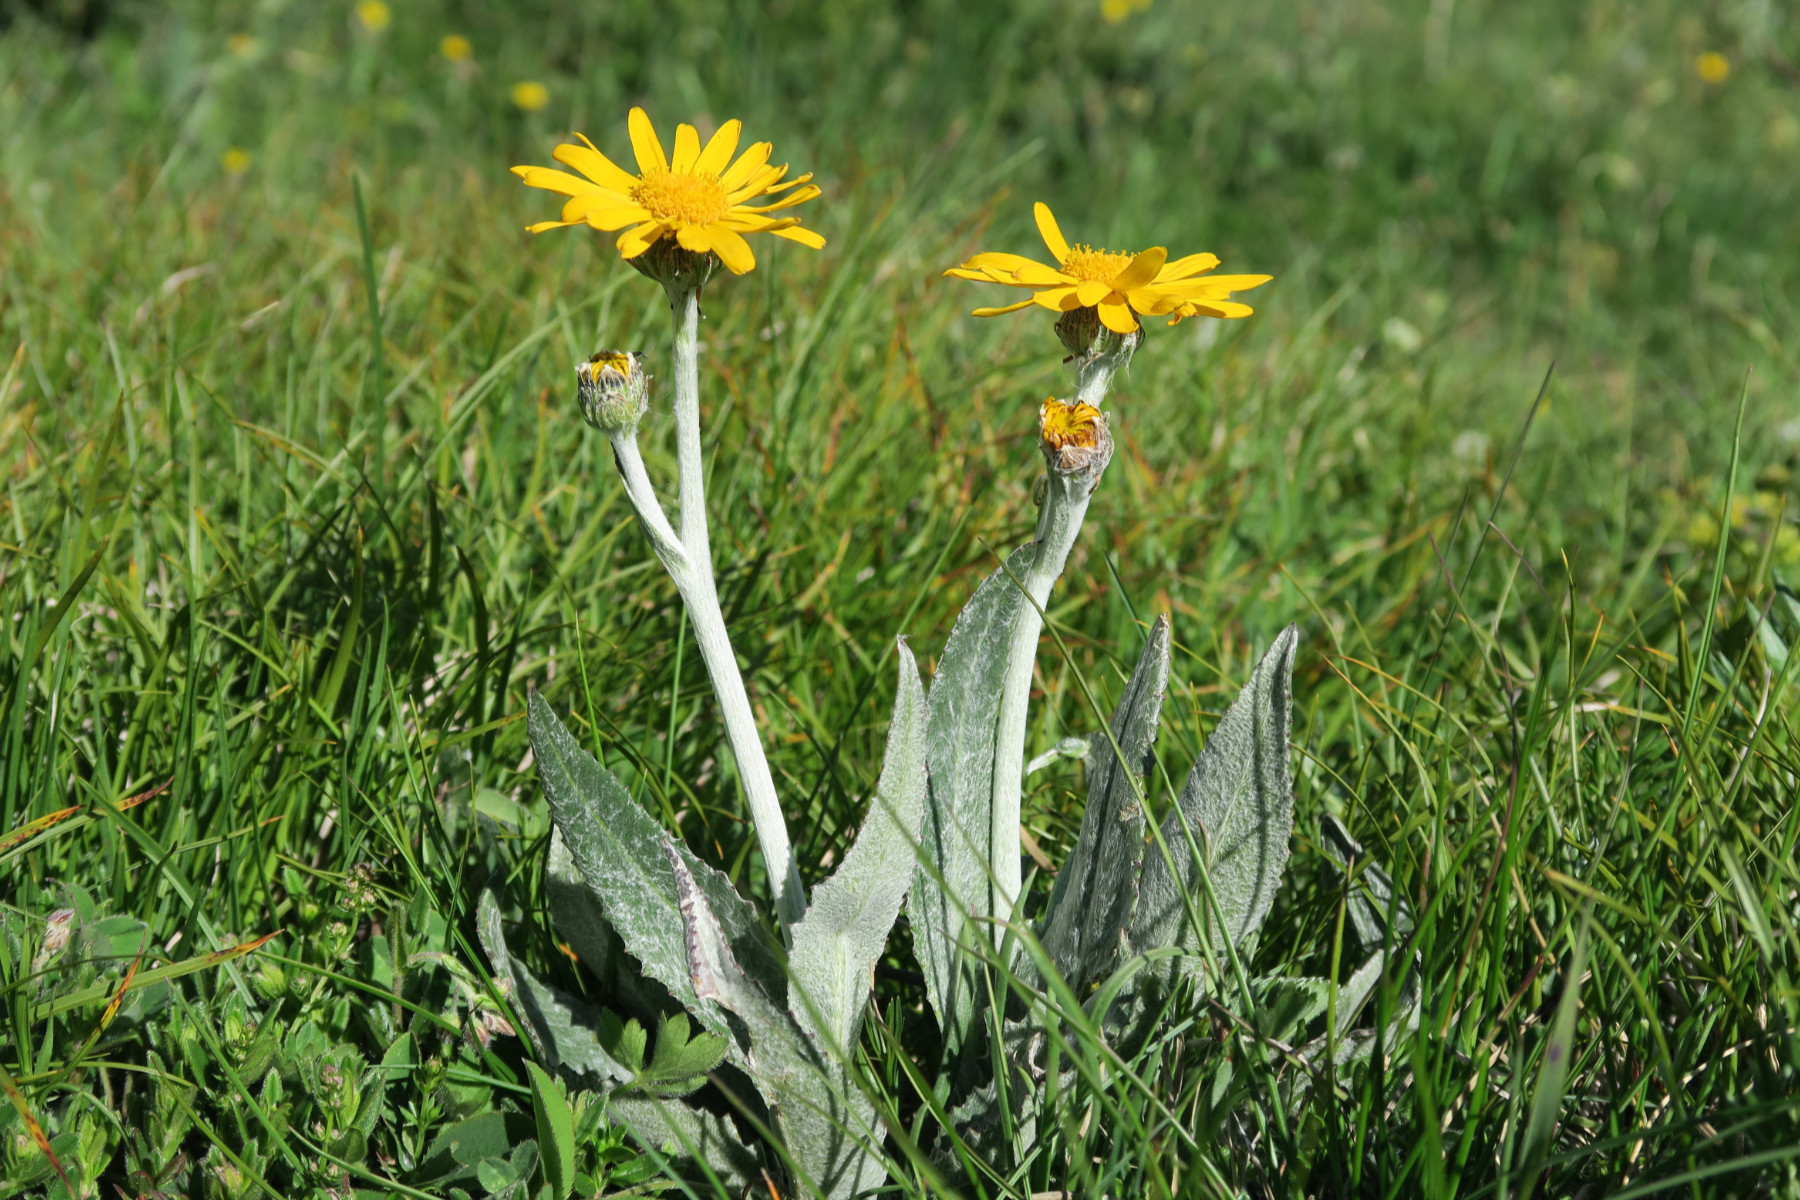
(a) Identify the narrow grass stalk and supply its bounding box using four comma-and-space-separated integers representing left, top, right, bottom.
988, 332, 1131, 937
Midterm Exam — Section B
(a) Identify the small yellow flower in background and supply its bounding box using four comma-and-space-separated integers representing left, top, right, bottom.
1101, 0, 1152, 23
227, 33, 256, 58
510, 107, 826, 275
441, 34, 473, 62
511, 81, 550, 111
945, 202, 1270, 333
1696, 51, 1730, 85
221, 148, 252, 175
355, 0, 390, 33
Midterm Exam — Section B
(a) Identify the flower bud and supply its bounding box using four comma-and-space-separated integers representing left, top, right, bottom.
576, 351, 651, 434
1055, 306, 1143, 367
627, 235, 720, 295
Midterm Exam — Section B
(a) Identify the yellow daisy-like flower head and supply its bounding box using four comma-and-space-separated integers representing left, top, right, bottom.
510, 107, 825, 279
945, 202, 1271, 334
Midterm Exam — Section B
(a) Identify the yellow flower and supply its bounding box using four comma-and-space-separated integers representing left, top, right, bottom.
945, 202, 1270, 333
1101, 0, 1152, 23
509, 107, 825, 276
441, 34, 473, 62
227, 33, 256, 58
511, 81, 549, 111
221, 148, 252, 175
1696, 51, 1730, 85
355, 0, 390, 32
1040, 398, 1102, 450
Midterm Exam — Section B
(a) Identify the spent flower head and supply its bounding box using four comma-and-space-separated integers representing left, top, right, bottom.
511, 107, 825, 278
947, 202, 1270, 333
1040, 397, 1113, 475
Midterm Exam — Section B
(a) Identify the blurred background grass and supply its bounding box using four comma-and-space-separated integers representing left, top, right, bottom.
6, 0, 1800, 1195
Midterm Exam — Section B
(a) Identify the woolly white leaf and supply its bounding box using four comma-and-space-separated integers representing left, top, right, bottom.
1133, 626, 1298, 972
910, 544, 1036, 1053
788, 642, 928, 1058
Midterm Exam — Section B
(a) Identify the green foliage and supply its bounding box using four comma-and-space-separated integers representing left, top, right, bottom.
524, 1060, 575, 1200
600, 1012, 728, 1098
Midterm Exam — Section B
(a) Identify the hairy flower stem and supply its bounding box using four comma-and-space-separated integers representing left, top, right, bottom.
609, 285, 805, 928
987, 329, 1132, 943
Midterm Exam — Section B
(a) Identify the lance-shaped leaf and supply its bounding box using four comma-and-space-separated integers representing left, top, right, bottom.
1040, 615, 1170, 992
529, 694, 784, 1046
788, 641, 928, 1059
671, 850, 884, 1200
1133, 626, 1298, 973
475, 888, 629, 1084
910, 544, 1036, 1054
545, 829, 667, 1027
1318, 814, 1414, 951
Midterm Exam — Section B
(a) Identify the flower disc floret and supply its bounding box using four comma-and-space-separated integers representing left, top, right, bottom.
1040, 398, 1102, 451
945, 201, 1271, 332
631, 170, 732, 226
510, 107, 825, 276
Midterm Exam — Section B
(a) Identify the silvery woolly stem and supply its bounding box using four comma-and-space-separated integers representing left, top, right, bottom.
986, 318, 1134, 941
664, 286, 806, 928
596, 280, 804, 927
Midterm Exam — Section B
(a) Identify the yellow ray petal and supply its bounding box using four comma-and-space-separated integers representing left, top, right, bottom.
732, 185, 822, 214
971, 298, 1037, 317
957, 251, 1057, 276
1109, 246, 1167, 293
1030, 286, 1083, 312
1097, 300, 1141, 334
675, 225, 713, 253
616, 220, 665, 259
1004, 260, 1079, 287
1156, 252, 1220, 282
1075, 279, 1112, 307
512, 165, 604, 198
768, 224, 825, 248
719, 141, 774, 190
762, 171, 814, 194
627, 107, 667, 175
1126, 287, 1184, 315
1187, 273, 1273, 293
1034, 202, 1071, 262
572, 200, 652, 232
1183, 299, 1256, 319
709, 225, 758, 273
553, 140, 641, 193
671, 123, 701, 172
526, 219, 585, 233
728, 164, 791, 202
694, 120, 743, 176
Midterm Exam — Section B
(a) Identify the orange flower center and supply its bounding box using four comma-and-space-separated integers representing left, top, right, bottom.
1060, 245, 1135, 284
631, 169, 731, 226
1040, 399, 1103, 450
